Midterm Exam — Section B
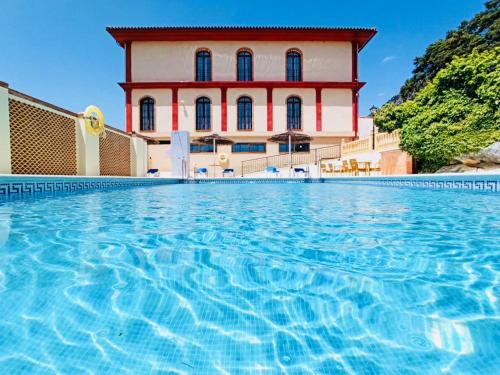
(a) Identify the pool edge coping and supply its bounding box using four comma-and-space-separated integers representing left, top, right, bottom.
1, 172, 499, 196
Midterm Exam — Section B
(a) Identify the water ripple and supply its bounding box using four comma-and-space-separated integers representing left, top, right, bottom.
0, 184, 498, 374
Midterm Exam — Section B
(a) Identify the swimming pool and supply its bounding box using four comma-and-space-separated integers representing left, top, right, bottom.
0, 182, 499, 374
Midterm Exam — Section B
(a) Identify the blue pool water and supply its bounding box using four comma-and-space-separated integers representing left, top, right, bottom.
0, 183, 499, 374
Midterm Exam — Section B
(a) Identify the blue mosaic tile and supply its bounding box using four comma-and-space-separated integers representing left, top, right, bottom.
323, 175, 499, 192
0, 177, 179, 197
1, 174, 498, 196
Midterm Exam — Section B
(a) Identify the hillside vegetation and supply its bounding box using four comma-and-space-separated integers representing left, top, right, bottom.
375, 1, 500, 171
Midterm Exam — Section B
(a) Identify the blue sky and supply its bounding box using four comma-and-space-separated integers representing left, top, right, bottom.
0, 0, 485, 130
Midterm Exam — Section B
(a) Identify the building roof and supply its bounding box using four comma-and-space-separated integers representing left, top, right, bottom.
106, 26, 377, 50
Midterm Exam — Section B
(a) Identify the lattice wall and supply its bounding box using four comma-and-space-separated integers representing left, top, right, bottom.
9, 98, 77, 175
99, 130, 131, 176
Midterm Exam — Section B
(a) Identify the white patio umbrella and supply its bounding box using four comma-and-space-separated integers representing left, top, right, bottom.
268, 130, 313, 176
194, 134, 234, 177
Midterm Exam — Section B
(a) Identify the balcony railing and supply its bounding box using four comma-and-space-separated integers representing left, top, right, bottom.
341, 130, 401, 155
375, 130, 401, 152
241, 145, 341, 176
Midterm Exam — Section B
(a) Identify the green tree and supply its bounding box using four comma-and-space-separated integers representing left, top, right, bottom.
392, 0, 499, 103
375, 48, 500, 172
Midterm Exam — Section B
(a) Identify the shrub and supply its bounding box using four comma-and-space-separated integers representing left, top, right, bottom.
375, 48, 500, 172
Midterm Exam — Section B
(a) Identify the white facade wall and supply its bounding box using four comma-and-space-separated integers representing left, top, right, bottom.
131, 41, 352, 82
358, 116, 377, 138
131, 88, 354, 136
129, 39, 361, 174
272, 89, 315, 134
226, 88, 267, 134
131, 89, 172, 137
322, 89, 353, 135
178, 88, 221, 133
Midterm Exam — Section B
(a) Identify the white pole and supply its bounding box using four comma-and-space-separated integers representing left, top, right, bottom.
289, 133, 292, 177
213, 138, 216, 177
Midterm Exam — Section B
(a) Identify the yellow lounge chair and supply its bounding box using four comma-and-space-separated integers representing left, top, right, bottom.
341, 160, 351, 175
331, 163, 342, 175
349, 159, 369, 176
369, 163, 381, 175
323, 163, 334, 175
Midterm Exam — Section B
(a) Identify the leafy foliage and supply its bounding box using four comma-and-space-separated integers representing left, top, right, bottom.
392, 0, 499, 103
375, 48, 500, 172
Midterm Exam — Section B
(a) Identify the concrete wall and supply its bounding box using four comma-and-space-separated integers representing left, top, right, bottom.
131, 41, 352, 82
131, 134, 148, 177
76, 117, 100, 176
380, 150, 414, 175
0, 84, 11, 174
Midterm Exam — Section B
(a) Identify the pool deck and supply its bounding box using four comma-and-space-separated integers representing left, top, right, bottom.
0, 172, 499, 196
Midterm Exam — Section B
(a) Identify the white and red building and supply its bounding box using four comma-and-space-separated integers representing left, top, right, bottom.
107, 26, 376, 174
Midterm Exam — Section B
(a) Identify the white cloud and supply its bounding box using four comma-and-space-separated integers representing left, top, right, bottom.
381, 55, 396, 64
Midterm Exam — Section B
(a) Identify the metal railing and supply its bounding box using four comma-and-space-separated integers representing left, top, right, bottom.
241, 145, 341, 176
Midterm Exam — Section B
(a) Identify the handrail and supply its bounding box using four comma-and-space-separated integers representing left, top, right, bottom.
241, 145, 341, 176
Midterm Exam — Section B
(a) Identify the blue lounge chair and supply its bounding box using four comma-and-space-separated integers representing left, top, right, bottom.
195, 167, 208, 178
147, 168, 159, 177
266, 166, 280, 176
222, 168, 234, 177
293, 167, 309, 177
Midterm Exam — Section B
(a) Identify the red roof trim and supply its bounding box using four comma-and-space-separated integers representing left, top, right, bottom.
118, 81, 366, 90
106, 26, 377, 50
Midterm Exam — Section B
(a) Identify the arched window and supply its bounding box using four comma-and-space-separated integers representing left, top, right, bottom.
237, 49, 252, 81
286, 49, 302, 81
287, 96, 301, 130
237, 96, 252, 130
196, 97, 211, 130
139, 97, 155, 131
196, 49, 211, 81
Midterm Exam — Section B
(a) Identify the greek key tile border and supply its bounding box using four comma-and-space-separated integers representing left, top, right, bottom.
1, 174, 498, 196
323, 177, 499, 192
0, 178, 179, 197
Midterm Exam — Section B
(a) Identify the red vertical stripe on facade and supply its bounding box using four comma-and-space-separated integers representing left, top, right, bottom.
352, 91, 359, 137
315, 88, 322, 132
172, 88, 178, 131
125, 42, 132, 83
125, 42, 132, 133
221, 88, 227, 132
125, 89, 132, 133
267, 88, 273, 131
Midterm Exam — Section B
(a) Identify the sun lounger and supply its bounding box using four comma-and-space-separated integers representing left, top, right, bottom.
146, 168, 159, 177
266, 166, 280, 176
293, 167, 309, 177
222, 168, 235, 177
195, 167, 208, 178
